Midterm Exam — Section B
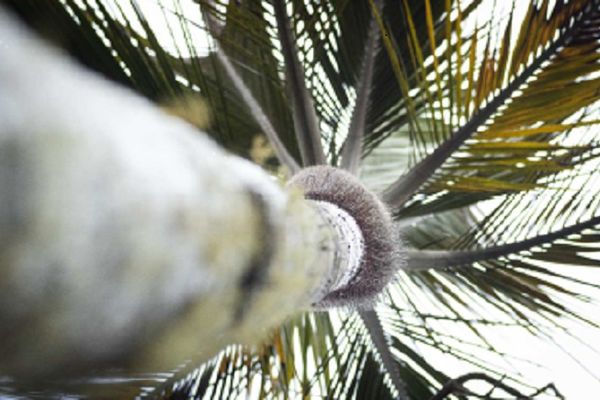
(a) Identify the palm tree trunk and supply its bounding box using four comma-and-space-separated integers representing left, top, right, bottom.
0, 10, 348, 379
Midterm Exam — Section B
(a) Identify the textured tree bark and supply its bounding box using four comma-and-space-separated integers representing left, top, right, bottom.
0, 9, 346, 379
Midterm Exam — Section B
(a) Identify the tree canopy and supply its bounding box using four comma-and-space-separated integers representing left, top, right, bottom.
2, 0, 600, 398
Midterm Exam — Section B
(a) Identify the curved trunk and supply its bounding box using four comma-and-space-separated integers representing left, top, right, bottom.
0, 11, 351, 379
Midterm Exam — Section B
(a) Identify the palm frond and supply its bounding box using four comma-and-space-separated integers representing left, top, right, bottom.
202, 2, 300, 172
155, 312, 447, 399
272, 0, 325, 166
339, 0, 381, 174
406, 215, 600, 270
359, 309, 407, 398
363, 0, 484, 154
384, 0, 600, 213
396, 182, 600, 357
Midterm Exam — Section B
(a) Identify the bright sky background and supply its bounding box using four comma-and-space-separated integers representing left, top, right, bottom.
106, 0, 600, 398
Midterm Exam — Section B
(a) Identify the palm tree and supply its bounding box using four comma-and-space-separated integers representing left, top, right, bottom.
2, 0, 600, 398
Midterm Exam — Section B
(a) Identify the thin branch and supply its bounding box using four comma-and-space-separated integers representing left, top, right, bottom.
404, 215, 600, 271
359, 310, 409, 399
273, 0, 326, 166
430, 372, 562, 400
340, 0, 381, 175
203, 3, 300, 173
380, 5, 586, 209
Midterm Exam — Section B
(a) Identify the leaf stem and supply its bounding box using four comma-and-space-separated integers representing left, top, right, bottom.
273, 0, 326, 166
405, 215, 600, 271
359, 310, 409, 399
203, 3, 300, 172
340, 0, 381, 175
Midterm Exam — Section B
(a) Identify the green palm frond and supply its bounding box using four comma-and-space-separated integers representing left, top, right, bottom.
386, 0, 600, 213
156, 311, 451, 399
